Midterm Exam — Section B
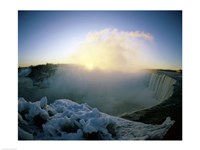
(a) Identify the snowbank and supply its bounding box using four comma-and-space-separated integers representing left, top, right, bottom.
18, 97, 174, 140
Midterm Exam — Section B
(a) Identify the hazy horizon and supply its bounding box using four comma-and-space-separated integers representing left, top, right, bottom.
18, 62, 182, 72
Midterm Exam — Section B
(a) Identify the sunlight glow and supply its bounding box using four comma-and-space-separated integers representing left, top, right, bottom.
65, 28, 154, 72
85, 63, 95, 71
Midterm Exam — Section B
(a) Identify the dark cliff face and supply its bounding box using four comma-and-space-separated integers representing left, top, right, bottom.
121, 71, 182, 140
27, 64, 58, 82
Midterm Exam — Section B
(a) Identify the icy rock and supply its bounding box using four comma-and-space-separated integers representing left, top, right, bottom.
57, 129, 84, 140
18, 97, 174, 140
18, 97, 29, 114
19, 98, 50, 127
18, 68, 31, 77
40, 97, 47, 109
83, 117, 109, 134
162, 117, 173, 126
114, 116, 175, 140
43, 124, 61, 137
27, 103, 49, 121
46, 105, 57, 117
18, 127, 33, 140
51, 99, 80, 113
79, 108, 101, 120
18, 113, 28, 127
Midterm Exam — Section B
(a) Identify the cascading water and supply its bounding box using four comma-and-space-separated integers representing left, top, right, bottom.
148, 73, 176, 102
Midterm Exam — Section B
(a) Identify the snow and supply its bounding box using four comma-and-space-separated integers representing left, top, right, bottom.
18, 97, 175, 140
18, 97, 29, 114
26, 100, 49, 123
40, 97, 47, 109
18, 68, 31, 77
112, 116, 174, 140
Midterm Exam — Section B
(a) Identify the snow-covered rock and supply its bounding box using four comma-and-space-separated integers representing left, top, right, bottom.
18, 97, 175, 140
18, 68, 31, 77
18, 97, 29, 114
18, 127, 33, 140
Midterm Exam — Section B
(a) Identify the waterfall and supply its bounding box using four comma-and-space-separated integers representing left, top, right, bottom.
148, 73, 176, 102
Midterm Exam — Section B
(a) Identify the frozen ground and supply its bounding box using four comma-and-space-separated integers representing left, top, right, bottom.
18, 97, 174, 140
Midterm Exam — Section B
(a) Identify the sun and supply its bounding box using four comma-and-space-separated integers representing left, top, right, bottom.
85, 63, 95, 71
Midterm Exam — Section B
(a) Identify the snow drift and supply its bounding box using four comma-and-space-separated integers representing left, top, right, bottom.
18, 97, 174, 140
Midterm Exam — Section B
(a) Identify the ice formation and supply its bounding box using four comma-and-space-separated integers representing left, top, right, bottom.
18, 68, 32, 77
18, 97, 175, 140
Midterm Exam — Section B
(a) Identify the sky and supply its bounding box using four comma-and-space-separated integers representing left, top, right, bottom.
18, 11, 182, 71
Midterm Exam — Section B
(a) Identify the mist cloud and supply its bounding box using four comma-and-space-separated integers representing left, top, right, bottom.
19, 66, 157, 116
66, 28, 154, 72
